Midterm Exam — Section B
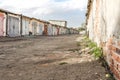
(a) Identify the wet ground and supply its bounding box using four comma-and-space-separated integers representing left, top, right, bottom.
0, 35, 110, 80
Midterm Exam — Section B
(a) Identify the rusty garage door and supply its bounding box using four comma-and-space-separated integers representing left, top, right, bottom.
0, 13, 5, 36
8, 16, 20, 37
43, 25, 48, 35
57, 27, 59, 35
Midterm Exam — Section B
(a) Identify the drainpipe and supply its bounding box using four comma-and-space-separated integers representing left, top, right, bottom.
20, 14, 22, 36
6, 12, 8, 37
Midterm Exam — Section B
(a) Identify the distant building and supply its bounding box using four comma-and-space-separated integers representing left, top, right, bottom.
49, 20, 67, 27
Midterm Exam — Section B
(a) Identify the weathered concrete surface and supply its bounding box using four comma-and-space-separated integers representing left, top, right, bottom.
86, 0, 120, 79
0, 35, 108, 80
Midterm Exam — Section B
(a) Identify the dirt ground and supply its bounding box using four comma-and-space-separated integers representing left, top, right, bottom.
0, 35, 110, 80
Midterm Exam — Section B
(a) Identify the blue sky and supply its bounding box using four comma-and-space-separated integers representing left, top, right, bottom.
0, 0, 88, 27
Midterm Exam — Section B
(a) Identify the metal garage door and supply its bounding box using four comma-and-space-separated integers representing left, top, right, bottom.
22, 19, 29, 35
8, 16, 20, 37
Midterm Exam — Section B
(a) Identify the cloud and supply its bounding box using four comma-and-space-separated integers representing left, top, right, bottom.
0, 0, 51, 13
0, 0, 49, 9
61, 0, 88, 11
0, 0, 88, 27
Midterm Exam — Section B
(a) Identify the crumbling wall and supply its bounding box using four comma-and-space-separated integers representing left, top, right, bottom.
86, 0, 120, 79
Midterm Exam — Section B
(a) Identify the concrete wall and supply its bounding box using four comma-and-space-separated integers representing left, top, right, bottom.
86, 0, 120, 79
49, 20, 67, 27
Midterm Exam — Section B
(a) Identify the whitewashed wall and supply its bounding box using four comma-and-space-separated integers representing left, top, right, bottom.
86, 0, 120, 79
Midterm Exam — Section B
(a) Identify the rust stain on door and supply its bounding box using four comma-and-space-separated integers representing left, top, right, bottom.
0, 13, 4, 36
57, 27, 59, 35
43, 25, 48, 35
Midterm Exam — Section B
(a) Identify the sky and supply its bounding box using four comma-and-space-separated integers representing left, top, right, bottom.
0, 0, 88, 28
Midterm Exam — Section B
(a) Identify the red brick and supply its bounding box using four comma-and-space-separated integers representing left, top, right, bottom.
108, 38, 113, 44
113, 68, 120, 79
107, 44, 112, 50
116, 47, 120, 53
111, 59, 114, 65
117, 56, 120, 63
109, 58, 113, 64
113, 60, 119, 71
112, 46, 116, 52
118, 64, 120, 72
110, 53, 120, 72
110, 65, 120, 79
112, 52, 119, 63
117, 41, 120, 46
110, 50, 112, 56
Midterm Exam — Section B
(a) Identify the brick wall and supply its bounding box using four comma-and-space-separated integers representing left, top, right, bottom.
106, 38, 120, 79
86, 0, 120, 79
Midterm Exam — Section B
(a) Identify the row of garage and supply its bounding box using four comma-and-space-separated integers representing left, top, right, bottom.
0, 9, 79, 37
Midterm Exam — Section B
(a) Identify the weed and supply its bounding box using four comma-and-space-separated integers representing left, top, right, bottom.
88, 42, 97, 49
83, 36, 103, 59
59, 62, 68, 65
91, 47, 102, 59
76, 42, 81, 46
82, 36, 115, 80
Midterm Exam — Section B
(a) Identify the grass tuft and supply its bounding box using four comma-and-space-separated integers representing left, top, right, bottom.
59, 62, 68, 65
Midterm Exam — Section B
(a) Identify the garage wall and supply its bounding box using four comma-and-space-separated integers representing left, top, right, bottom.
86, 0, 120, 79
0, 12, 6, 36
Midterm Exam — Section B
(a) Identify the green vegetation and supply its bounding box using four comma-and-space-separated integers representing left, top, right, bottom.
83, 37, 103, 59
78, 22, 86, 32
76, 42, 81, 46
59, 62, 68, 65
91, 47, 102, 59
80, 36, 115, 80
78, 27, 86, 31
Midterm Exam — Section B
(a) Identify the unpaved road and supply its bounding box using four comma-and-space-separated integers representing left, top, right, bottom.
0, 35, 108, 80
